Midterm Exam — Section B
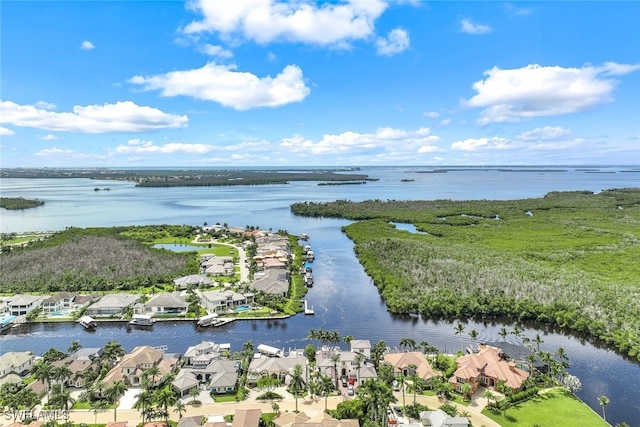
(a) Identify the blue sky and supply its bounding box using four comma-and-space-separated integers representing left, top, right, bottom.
1, 1, 639, 167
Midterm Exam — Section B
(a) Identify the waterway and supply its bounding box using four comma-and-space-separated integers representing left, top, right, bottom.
1, 166, 639, 425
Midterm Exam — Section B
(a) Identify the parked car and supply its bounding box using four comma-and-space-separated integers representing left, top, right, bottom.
347, 385, 354, 396
341, 376, 348, 387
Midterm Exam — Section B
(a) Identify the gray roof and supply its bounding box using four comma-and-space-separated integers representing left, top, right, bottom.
71, 348, 103, 361
145, 292, 187, 308
8, 294, 44, 306
173, 275, 214, 286
250, 269, 289, 295
88, 294, 140, 310
172, 370, 199, 392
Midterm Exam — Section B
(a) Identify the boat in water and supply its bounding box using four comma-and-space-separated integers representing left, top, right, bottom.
197, 313, 219, 327
129, 314, 154, 327
77, 315, 98, 330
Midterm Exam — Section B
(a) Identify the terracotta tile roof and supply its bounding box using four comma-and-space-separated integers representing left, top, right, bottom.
383, 351, 439, 381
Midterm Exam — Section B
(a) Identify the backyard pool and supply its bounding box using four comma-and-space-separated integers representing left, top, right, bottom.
235, 305, 251, 312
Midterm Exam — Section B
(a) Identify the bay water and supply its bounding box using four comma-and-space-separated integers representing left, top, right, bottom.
1, 166, 639, 424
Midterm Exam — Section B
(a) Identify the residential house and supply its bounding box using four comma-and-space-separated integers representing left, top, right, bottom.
70, 347, 103, 361
72, 294, 96, 311
247, 354, 307, 387
173, 275, 214, 290
317, 349, 373, 381
85, 294, 140, 317
0, 297, 10, 316
177, 416, 204, 427
231, 409, 261, 427
102, 346, 179, 388
51, 357, 99, 388
383, 351, 439, 382
171, 370, 200, 397
199, 290, 253, 314
350, 340, 372, 359
8, 295, 44, 316
250, 268, 289, 297
200, 255, 234, 276
203, 359, 238, 394
273, 411, 359, 427
449, 345, 529, 393
0, 351, 36, 378
41, 292, 76, 314
143, 292, 188, 315
183, 341, 231, 368
419, 410, 469, 427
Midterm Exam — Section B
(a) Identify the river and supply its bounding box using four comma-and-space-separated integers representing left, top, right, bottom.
1, 166, 639, 425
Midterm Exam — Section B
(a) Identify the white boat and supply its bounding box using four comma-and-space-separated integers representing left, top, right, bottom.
300, 233, 309, 241
304, 272, 314, 287
77, 315, 98, 329
129, 314, 154, 327
306, 250, 315, 261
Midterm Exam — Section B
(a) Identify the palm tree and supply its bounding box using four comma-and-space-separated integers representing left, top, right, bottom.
330, 353, 341, 390
67, 340, 82, 354
188, 386, 200, 404
173, 400, 186, 419
399, 337, 416, 352
105, 380, 128, 421
454, 322, 466, 352
155, 386, 178, 422
398, 373, 406, 407
498, 327, 509, 341
31, 358, 52, 400
468, 329, 479, 348
102, 340, 125, 368
598, 395, 609, 421
289, 364, 306, 412
533, 333, 544, 353
319, 375, 334, 410
53, 365, 72, 388
90, 399, 108, 425
133, 389, 154, 423
483, 389, 495, 408
354, 353, 365, 384
407, 363, 420, 404
343, 335, 355, 347
511, 325, 523, 341
358, 378, 396, 424
461, 382, 472, 402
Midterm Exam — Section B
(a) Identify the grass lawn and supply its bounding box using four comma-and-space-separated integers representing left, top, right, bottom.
483, 388, 607, 427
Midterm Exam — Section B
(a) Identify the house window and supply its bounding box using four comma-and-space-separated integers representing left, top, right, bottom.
480, 376, 488, 384
457, 377, 464, 384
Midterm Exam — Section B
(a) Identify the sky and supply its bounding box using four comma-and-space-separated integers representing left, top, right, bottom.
1, 0, 639, 168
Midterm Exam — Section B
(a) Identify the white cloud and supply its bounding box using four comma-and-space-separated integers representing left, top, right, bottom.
183, 0, 388, 47
0, 100, 188, 133
376, 28, 410, 56
280, 126, 441, 156
440, 118, 452, 126
36, 148, 75, 156
0, 127, 15, 136
35, 101, 57, 110
503, 3, 533, 16
518, 126, 572, 141
424, 111, 440, 118
460, 18, 492, 35
80, 40, 95, 50
129, 62, 310, 110
267, 52, 277, 62
451, 137, 512, 151
39, 134, 60, 140
464, 62, 640, 125
199, 43, 233, 58
115, 139, 215, 154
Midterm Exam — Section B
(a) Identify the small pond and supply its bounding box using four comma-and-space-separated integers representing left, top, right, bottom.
390, 222, 427, 234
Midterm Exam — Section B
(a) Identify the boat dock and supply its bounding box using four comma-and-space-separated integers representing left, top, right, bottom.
303, 300, 314, 315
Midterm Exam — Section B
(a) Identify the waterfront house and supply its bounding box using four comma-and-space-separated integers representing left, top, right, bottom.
199, 290, 253, 314
203, 359, 238, 393
41, 292, 76, 314
102, 346, 179, 388
70, 347, 103, 361
171, 369, 200, 398
246, 354, 307, 387
0, 351, 35, 378
250, 268, 289, 297
449, 345, 529, 393
350, 340, 372, 359
231, 409, 262, 427
143, 292, 188, 315
8, 295, 44, 317
419, 409, 469, 427
51, 357, 99, 388
201, 255, 234, 276
0, 297, 10, 316
383, 351, 439, 382
183, 341, 231, 368
85, 294, 140, 317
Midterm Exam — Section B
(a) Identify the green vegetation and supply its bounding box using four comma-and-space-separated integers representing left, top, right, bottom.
1, 167, 373, 187
291, 189, 640, 361
0, 197, 45, 210
0, 225, 197, 293
483, 388, 608, 427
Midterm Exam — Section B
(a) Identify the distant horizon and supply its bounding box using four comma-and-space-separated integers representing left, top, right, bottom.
2, 1, 639, 167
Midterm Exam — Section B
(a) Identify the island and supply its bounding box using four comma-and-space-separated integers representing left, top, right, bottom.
0, 197, 45, 210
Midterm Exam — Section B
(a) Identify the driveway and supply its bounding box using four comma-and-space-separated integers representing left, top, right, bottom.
118, 388, 141, 410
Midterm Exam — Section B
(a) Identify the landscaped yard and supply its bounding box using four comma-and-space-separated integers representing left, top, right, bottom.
483, 388, 607, 427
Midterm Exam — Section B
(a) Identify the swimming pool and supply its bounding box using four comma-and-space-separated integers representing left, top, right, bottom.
235, 305, 251, 312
